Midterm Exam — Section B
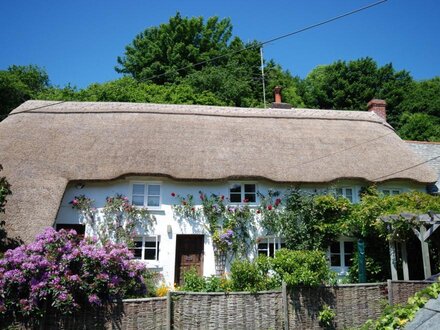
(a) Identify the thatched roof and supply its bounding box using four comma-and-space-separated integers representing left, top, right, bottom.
0, 100, 437, 243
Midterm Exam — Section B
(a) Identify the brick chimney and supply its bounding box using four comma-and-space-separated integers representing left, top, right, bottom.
367, 99, 387, 121
272, 86, 292, 109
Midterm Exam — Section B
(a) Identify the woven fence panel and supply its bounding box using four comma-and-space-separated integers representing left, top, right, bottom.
287, 284, 388, 329
119, 298, 167, 330
171, 291, 283, 329
332, 284, 387, 328
390, 281, 434, 305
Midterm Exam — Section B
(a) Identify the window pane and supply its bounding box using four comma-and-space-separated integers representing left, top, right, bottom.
134, 250, 142, 259
383, 190, 390, 196
144, 241, 156, 248
269, 243, 275, 257
230, 194, 241, 203
147, 196, 160, 207
336, 188, 343, 196
258, 243, 268, 250
244, 184, 256, 193
134, 240, 143, 248
331, 255, 341, 266
330, 242, 340, 253
132, 195, 144, 206
392, 190, 400, 195
345, 189, 353, 202
244, 193, 256, 203
144, 249, 156, 260
230, 184, 241, 193
148, 184, 160, 196
345, 254, 353, 267
344, 242, 354, 253
133, 184, 145, 195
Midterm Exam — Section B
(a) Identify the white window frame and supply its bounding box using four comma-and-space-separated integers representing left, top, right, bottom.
381, 189, 401, 196
130, 181, 162, 209
257, 236, 285, 257
229, 182, 257, 204
131, 235, 160, 261
335, 187, 355, 203
328, 239, 355, 276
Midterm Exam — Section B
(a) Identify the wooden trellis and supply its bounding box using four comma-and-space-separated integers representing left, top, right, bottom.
381, 212, 440, 280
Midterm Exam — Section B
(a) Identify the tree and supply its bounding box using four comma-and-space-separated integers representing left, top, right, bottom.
397, 112, 440, 142
116, 13, 233, 84
301, 57, 413, 127
398, 77, 440, 117
0, 65, 49, 120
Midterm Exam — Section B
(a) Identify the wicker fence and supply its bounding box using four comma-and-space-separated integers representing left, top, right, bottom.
5, 281, 433, 329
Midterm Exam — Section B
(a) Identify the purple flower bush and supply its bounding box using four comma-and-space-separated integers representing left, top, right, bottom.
0, 227, 146, 322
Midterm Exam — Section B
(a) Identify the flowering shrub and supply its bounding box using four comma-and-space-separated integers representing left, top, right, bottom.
100, 194, 155, 247
69, 194, 97, 225
70, 194, 155, 247
0, 227, 147, 324
171, 193, 199, 218
212, 229, 234, 253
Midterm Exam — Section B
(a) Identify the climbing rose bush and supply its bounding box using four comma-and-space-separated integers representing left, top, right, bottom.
0, 227, 146, 322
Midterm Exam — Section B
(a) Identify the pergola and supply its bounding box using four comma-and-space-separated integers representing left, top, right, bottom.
381, 212, 440, 280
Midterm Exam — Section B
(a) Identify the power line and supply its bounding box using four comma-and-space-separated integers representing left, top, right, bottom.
373, 155, 440, 181
137, 0, 388, 83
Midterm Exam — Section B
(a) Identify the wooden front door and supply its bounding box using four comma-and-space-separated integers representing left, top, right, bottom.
174, 235, 204, 285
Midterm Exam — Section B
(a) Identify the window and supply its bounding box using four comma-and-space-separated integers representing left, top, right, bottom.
382, 189, 401, 196
132, 183, 161, 208
131, 236, 160, 261
336, 188, 354, 203
229, 183, 256, 203
257, 237, 285, 257
329, 240, 354, 270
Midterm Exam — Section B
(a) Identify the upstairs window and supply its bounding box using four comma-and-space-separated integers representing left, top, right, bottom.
382, 189, 401, 196
131, 236, 160, 261
257, 237, 285, 257
132, 183, 161, 208
229, 183, 256, 203
336, 188, 353, 203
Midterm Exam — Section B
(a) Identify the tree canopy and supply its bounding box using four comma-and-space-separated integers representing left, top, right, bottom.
0, 65, 49, 120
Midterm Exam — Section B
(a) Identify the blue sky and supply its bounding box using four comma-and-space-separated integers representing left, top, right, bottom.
1, 0, 439, 88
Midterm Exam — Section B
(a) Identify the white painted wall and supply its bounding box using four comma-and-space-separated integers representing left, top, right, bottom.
55, 177, 425, 285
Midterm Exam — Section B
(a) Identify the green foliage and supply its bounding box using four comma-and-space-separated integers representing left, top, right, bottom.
273, 190, 351, 251
180, 268, 231, 292
397, 112, 440, 142
398, 77, 440, 117
318, 304, 336, 330
0, 165, 11, 214
230, 256, 278, 292
271, 249, 335, 287
116, 13, 233, 84
359, 282, 440, 329
0, 65, 49, 120
300, 57, 413, 127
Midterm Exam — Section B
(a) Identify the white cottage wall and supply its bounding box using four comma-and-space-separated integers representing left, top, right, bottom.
55, 177, 425, 285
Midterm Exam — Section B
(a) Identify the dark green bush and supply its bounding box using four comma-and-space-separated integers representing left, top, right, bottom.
271, 249, 335, 286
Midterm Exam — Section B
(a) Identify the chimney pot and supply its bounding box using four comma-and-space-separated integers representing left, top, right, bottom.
274, 86, 282, 103
367, 99, 387, 121
272, 86, 292, 109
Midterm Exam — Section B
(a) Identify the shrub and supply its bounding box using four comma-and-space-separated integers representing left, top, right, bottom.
180, 269, 231, 292
0, 227, 147, 325
271, 249, 335, 286
230, 256, 278, 292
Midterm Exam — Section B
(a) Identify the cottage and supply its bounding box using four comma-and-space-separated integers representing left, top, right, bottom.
0, 97, 437, 285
